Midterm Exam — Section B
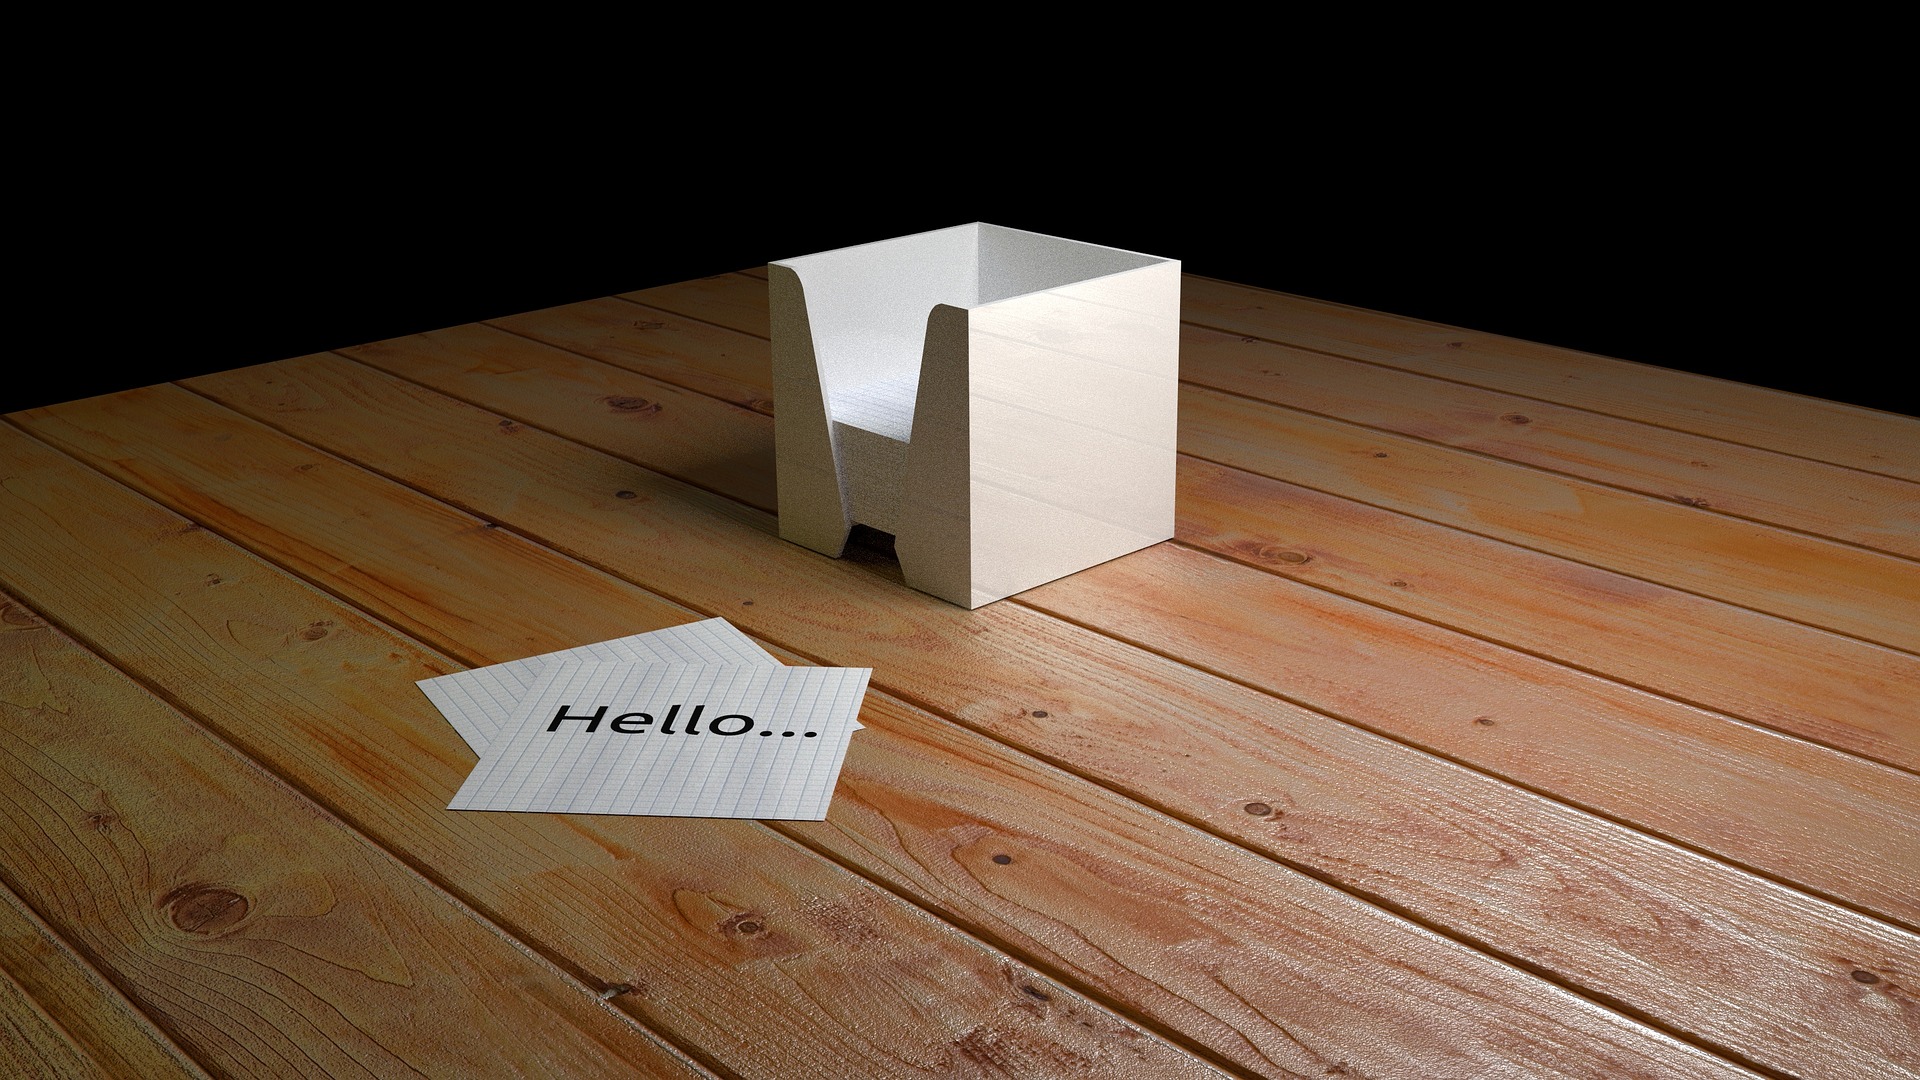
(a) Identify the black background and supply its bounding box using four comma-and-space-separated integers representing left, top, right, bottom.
16, 94, 1906, 421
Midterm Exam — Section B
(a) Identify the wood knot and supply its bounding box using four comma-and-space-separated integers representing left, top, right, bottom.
1852, 969, 1881, 984
85, 812, 115, 833
632, 320, 666, 331
992, 854, 1013, 865
203, 574, 222, 586
0, 602, 43, 627
604, 396, 662, 416
1501, 413, 1531, 425
1244, 802, 1273, 816
497, 419, 521, 433
1446, 341, 1466, 348
747, 398, 776, 414
1372, 452, 1389, 459
615, 490, 637, 499
1389, 579, 1409, 588
1273, 550, 1311, 565
164, 886, 249, 935
300, 622, 331, 641
721, 912, 765, 936
1029, 710, 1048, 718
1474, 716, 1496, 726
294, 462, 317, 472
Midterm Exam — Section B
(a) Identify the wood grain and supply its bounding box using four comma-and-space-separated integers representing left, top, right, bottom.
344, 324, 778, 512
1179, 275, 1920, 482
621, 274, 771, 339
184, 351, 1920, 1079
0, 882, 208, 1079
24, 380, 1762, 1078
1022, 540, 1920, 926
1181, 384, 1920, 653
0, 423, 1221, 1080
0, 587, 710, 1079
1175, 322, 1920, 558
489, 297, 773, 411
1, 962, 113, 1079
1175, 456, 1920, 773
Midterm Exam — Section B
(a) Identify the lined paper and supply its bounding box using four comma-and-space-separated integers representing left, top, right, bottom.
448, 663, 872, 820
419, 618, 777, 754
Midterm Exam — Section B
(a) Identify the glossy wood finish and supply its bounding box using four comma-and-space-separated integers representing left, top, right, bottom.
3, 268, 1913, 1078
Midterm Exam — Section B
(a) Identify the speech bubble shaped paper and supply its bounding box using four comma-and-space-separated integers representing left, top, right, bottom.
447, 662, 871, 820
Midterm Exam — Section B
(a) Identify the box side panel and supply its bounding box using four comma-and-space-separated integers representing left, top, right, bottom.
965, 265, 1180, 604
897, 304, 974, 606
769, 264, 853, 556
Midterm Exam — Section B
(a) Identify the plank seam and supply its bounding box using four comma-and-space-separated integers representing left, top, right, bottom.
181, 358, 1857, 1076
1181, 378, 1920, 566
1177, 303, 1920, 483
0, 821, 216, 1079
1180, 272, 1920, 423
754, 821, 1266, 1080
1179, 444, 1920, 661
617, 288, 766, 338
1009, 584, 1920, 936
1168, 535, 1920, 781
0, 417, 736, 1080
570, 293, 771, 341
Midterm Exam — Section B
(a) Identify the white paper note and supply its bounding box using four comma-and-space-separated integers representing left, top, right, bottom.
447, 662, 872, 820
419, 618, 778, 754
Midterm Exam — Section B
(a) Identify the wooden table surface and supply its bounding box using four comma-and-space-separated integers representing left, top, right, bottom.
2, 268, 1915, 1079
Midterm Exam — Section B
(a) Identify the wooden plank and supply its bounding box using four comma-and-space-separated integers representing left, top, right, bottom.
621, 274, 770, 340
1025, 541, 1920, 925
1175, 323, 1920, 558
1181, 384, 1920, 653
186, 351, 1920, 1079
1180, 275, 1920, 482
345, 322, 778, 512
11, 383, 702, 667
488, 297, 773, 411
1, 962, 112, 1079
509, 276, 1920, 769
0, 424, 1221, 1080
1176, 457, 1920, 773
0, 587, 711, 1079
0, 880, 208, 1080
22, 382, 1767, 1078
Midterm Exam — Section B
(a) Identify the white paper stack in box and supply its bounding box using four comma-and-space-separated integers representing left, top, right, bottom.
771, 223, 1181, 609
421, 619, 869, 820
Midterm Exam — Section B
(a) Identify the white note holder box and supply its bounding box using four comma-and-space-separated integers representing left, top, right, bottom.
770, 223, 1179, 608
